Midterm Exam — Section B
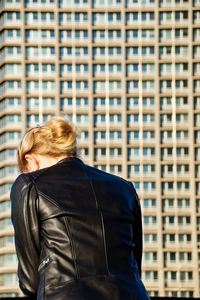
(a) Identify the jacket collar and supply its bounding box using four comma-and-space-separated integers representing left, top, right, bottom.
56, 156, 84, 165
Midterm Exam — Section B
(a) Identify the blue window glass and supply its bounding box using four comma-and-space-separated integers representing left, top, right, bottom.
41, 13, 46, 21
84, 98, 88, 105
84, 65, 88, 72
100, 47, 105, 55
101, 131, 106, 139
68, 81, 72, 89
134, 182, 140, 190
116, 13, 121, 20
67, 64, 72, 72
42, 81, 47, 89
100, 65, 105, 72
7, 12, 12, 20
143, 182, 148, 190
133, 47, 138, 54
109, 48, 113, 55
133, 13, 138, 20
76, 82, 81, 89
117, 64, 121, 71
134, 131, 139, 139
76, 64, 80, 72
143, 165, 148, 173
7, 30, 13, 37
126, 13, 130, 22
108, 13, 113, 22
8, 98, 14, 105
67, 30, 71, 38
59, 13, 63, 23
133, 30, 138, 38
67, 47, 72, 55
75, 13, 80, 22
108, 31, 113, 38
117, 47, 121, 55
116, 30, 121, 38
92, 31, 96, 40
142, 47, 147, 55
8, 132, 14, 140
16, 12, 20, 20
7, 47, 13, 55
50, 13, 54, 20
150, 47, 154, 54
67, 98, 72, 105
34, 64, 39, 72
83, 48, 88, 55
100, 30, 105, 38
8, 81, 14, 88
83, 13, 87, 21
134, 165, 140, 173
59, 48, 63, 57
142, 12, 146, 21
142, 64, 147, 72
151, 131, 155, 138
8, 149, 14, 157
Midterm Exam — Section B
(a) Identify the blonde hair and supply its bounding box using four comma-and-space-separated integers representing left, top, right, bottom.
18, 117, 78, 172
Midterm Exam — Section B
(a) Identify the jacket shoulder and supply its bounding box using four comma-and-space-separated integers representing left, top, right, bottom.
84, 164, 136, 194
10, 173, 37, 202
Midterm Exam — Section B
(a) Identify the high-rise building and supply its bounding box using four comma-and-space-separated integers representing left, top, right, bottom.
0, 0, 200, 297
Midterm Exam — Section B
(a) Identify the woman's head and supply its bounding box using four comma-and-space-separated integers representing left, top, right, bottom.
18, 117, 78, 173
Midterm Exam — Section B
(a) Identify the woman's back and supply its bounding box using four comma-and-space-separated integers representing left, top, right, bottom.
11, 157, 150, 300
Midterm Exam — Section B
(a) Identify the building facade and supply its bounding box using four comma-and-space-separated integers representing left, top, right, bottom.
0, 0, 200, 297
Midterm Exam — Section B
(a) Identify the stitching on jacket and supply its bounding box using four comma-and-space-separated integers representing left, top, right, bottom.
62, 211, 80, 279
83, 167, 110, 276
37, 191, 80, 279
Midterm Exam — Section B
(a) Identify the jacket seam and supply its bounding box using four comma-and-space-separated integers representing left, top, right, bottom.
83, 167, 110, 276
37, 190, 80, 279
62, 210, 80, 279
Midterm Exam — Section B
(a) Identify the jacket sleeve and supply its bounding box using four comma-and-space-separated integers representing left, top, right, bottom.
10, 174, 40, 297
129, 182, 143, 277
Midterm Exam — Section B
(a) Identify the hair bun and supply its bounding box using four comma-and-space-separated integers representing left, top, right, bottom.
45, 117, 77, 139
18, 117, 78, 172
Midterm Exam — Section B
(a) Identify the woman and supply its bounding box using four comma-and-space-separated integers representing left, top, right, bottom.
11, 117, 150, 300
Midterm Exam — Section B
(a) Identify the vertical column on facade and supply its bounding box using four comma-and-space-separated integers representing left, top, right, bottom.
138, 5, 143, 204
88, 2, 94, 166
121, 0, 127, 179
105, 7, 110, 175
171, 4, 179, 296
21, 1, 26, 133
71, 4, 76, 126
156, 2, 164, 296
55, 0, 60, 116
189, 1, 199, 297
154, 1, 165, 296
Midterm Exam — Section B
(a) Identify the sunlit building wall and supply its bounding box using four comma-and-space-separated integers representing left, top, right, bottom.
0, 0, 200, 297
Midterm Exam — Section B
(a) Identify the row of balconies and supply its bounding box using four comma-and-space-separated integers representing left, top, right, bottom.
0, 0, 197, 9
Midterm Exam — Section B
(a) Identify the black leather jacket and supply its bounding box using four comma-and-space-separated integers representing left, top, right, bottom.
11, 157, 150, 300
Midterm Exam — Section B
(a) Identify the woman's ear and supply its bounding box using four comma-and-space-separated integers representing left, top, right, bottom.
24, 153, 40, 172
